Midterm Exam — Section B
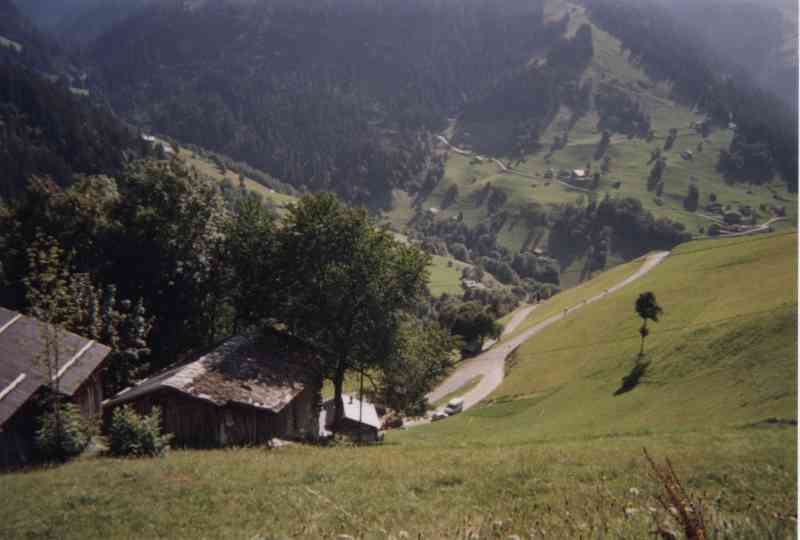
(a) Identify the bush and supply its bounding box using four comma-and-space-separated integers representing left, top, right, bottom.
108, 405, 173, 457
36, 402, 96, 462
723, 211, 743, 225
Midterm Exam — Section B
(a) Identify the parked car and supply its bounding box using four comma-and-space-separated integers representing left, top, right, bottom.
431, 411, 448, 422
444, 397, 464, 416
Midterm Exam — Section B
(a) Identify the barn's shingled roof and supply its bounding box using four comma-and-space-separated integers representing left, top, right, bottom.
0, 307, 111, 427
107, 334, 315, 413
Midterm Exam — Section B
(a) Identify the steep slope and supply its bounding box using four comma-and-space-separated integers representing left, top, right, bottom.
27, 0, 794, 290
654, 0, 798, 112
0, 62, 145, 199
1, 233, 795, 538
82, 0, 563, 206
0, 0, 58, 69
400, 231, 797, 446
0, 1, 147, 199
16, 0, 156, 44
392, 0, 796, 287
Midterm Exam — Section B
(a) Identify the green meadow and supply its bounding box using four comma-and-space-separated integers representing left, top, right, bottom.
2, 232, 795, 539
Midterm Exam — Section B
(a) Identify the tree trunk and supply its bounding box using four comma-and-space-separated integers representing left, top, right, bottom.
332, 362, 346, 432
639, 320, 647, 358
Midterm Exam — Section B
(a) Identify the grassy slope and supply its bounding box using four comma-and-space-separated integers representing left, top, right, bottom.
383, 1, 797, 259
177, 147, 298, 209
428, 255, 470, 297
2, 431, 793, 539
503, 254, 647, 340
2, 233, 795, 539
401, 232, 797, 446
392, 231, 473, 298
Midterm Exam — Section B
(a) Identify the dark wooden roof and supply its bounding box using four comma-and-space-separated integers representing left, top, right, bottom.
108, 333, 317, 413
0, 307, 111, 427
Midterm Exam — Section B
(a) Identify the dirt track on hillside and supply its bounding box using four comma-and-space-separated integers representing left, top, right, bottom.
423, 251, 671, 415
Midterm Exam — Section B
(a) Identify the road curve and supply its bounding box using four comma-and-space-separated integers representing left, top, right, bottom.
425, 251, 671, 413
481, 303, 539, 351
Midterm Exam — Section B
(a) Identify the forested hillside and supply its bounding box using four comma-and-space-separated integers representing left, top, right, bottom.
654, 0, 798, 112
16, 0, 156, 45
0, 0, 58, 69
81, 0, 567, 206
388, 0, 796, 291
1, 0, 796, 352
584, 0, 797, 190
0, 1, 148, 198
0, 2, 796, 536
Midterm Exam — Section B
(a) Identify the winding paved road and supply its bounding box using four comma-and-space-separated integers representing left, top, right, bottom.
480, 304, 538, 351
424, 251, 671, 414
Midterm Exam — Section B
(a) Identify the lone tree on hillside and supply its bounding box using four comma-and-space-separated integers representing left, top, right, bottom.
635, 292, 663, 357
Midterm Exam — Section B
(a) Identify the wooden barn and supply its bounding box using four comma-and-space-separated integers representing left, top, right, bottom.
105, 333, 321, 447
0, 307, 111, 468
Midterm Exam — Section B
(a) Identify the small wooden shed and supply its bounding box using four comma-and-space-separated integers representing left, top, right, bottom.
0, 307, 111, 468
105, 333, 321, 447
321, 394, 382, 442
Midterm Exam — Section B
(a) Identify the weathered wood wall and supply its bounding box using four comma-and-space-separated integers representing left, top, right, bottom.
106, 385, 319, 448
0, 397, 43, 469
74, 372, 103, 419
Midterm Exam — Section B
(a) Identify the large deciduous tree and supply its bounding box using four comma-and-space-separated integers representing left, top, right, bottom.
378, 315, 457, 416
109, 162, 229, 362
273, 193, 431, 427
220, 193, 277, 333
1, 162, 229, 367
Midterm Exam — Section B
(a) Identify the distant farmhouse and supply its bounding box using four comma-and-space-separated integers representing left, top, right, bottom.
141, 134, 175, 156
105, 333, 321, 447
463, 279, 487, 291
0, 307, 111, 468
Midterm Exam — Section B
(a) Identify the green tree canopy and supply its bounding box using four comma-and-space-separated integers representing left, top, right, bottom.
635, 291, 663, 357
440, 300, 503, 352
378, 316, 457, 416
272, 192, 431, 425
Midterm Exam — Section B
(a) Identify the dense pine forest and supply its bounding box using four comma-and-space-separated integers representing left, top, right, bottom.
0, 62, 147, 198
77, 0, 572, 206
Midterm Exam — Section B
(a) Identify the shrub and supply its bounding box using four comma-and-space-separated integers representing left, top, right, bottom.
108, 405, 173, 457
36, 402, 96, 462
723, 211, 742, 225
